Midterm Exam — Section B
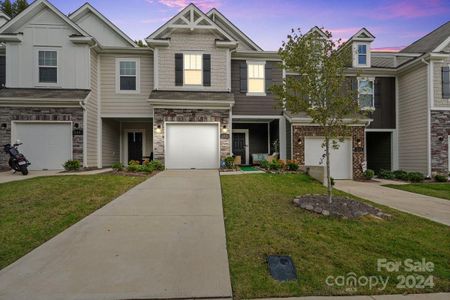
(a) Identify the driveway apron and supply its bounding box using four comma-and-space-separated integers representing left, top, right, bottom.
0, 170, 232, 300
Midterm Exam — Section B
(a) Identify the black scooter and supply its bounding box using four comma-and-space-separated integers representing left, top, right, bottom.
3, 142, 30, 175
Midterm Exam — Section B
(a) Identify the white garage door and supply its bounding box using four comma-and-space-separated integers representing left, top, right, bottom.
13, 122, 72, 170
166, 123, 219, 169
305, 137, 352, 179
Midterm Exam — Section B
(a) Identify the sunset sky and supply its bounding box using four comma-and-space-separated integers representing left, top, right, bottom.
51, 0, 450, 51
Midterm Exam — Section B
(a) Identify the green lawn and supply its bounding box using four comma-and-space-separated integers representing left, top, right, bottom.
221, 174, 450, 299
0, 174, 146, 270
384, 183, 450, 200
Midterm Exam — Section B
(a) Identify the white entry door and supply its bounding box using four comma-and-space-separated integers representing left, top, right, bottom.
165, 123, 219, 169
304, 137, 352, 179
13, 122, 72, 170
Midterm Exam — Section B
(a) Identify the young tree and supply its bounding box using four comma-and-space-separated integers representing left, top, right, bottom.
271, 28, 362, 203
12, 0, 28, 17
135, 40, 148, 47
1, 0, 14, 17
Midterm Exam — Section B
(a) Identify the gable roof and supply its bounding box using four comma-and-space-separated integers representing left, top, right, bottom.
349, 28, 375, 42
69, 3, 137, 47
0, 9, 10, 22
206, 8, 262, 51
401, 21, 450, 53
0, 0, 89, 36
146, 3, 234, 41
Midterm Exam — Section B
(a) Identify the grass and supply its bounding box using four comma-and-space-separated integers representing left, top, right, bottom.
0, 174, 146, 270
221, 173, 450, 299
384, 183, 450, 200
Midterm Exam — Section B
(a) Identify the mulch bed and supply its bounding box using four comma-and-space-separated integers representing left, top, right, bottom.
293, 194, 392, 219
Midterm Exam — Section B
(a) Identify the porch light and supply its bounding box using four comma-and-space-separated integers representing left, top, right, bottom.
74, 123, 79, 129
156, 125, 162, 133
0, 123, 6, 130
356, 138, 362, 147
438, 136, 444, 142
297, 138, 302, 145
222, 125, 228, 133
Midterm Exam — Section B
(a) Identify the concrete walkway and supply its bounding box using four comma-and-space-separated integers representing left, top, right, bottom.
0, 168, 113, 184
335, 180, 450, 226
0, 170, 232, 300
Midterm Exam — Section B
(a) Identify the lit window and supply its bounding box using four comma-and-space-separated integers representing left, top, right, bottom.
358, 78, 374, 109
184, 54, 202, 85
358, 44, 367, 65
119, 61, 137, 91
248, 63, 265, 94
38, 50, 57, 83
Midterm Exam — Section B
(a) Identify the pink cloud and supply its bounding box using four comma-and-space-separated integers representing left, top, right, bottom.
156, 0, 221, 11
368, 0, 450, 19
372, 46, 404, 52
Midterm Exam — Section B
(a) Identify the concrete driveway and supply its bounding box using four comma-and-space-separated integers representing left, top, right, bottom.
335, 180, 450, 226
0, 170, 232, 300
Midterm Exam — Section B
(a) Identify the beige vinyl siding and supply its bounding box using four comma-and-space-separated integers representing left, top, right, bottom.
158, 31, 227, 91
433, 44, 450, 108
102, 119, 120, 166
100, 53, 153, 115
86, 49, 98, 167
398, 65, 428, 173
121, 122, 153, 160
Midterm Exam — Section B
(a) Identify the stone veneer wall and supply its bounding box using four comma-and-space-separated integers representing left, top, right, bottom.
292, 125, 366, 179
153, 108, 231, 163
0, 107, 84, 169
431, 111, 450, 174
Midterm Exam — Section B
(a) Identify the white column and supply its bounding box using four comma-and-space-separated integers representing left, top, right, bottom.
279, 117, 286, 160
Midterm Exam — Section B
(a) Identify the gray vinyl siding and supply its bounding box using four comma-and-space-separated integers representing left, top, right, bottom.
433, 44, 450, 108
368, 77, 396, 129
121, 122, 153, 158
231, 60, 283, 115
86, 49, 98, 167
286, 118, 292, 160
100, 53, 153, 115
157, 31, 227, 91
398, 65, 428, 173
102, 118, 120, 166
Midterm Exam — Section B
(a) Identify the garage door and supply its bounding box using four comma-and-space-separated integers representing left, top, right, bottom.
13, 122, 72, 170
304, 137, 352, 179
166, 123, 219, 169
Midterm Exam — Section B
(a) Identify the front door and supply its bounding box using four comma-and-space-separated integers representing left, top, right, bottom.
232, 132, 246, 164
128, 132, 143, 162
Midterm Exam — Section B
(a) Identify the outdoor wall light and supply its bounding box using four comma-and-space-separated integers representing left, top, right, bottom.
222, 125, 228, 133
74, 123, 79, 129
156, 125, 162, 133
0, 123, 6, 130
297, 138, 302, 145
356, 138, 362, 146
438, 136, 444, 142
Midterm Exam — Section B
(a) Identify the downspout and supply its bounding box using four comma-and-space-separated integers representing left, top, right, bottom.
79, 100, 88, 167
421, 58, 432, 177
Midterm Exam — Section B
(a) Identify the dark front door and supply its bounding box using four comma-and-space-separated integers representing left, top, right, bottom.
128, 132, 143, 162
232, 132, 246, 164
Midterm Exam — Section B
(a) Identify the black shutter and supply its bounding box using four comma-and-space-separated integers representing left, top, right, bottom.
442, 66, 450, 98
0, 56, 5, 87
175, 53, 183, 86
265, 62, 272, 94
240, 62, 247, 93
203, 54, 211, 86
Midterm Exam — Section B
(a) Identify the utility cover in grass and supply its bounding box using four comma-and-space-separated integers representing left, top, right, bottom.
267, 255, 297, 281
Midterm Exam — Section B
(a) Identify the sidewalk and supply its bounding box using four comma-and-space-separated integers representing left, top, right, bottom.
259, 293, 449, 300
0, 168, 112, 184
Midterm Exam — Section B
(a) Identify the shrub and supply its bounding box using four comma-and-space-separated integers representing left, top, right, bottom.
149, 160, 165, 171
393, 170, 409, 181
111, 162, 123, 171
378, 169, 395, 179
269, 159, 282, 171
408, 172, 425, 183
434, 174, 447, 182
330, 177, 335, 186
127, 163, 140, 172
224, 156, 235, 169
363, 169, 375, 180
260, 159, 269, 169
286, 160, 299, 171
63, 160, 81, 171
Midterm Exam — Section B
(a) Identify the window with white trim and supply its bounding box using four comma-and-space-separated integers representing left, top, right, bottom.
116, 58, 140, 93
247, 62, 265, 94
38, 50, 57, 83
358, 78, 374, 109
184, 53, 202, 85
357, 44, 367, 65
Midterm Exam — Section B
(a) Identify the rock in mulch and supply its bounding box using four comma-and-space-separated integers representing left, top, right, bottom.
293, 194, 392, 220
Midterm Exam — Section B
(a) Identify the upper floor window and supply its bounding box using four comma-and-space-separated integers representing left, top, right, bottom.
358, 78, 374, 109
38, 50, 57, 84
442, 66, 450, 99
247, 62, 265, 95
358, 44, 367, 65
116, 58, 140, 93
184, 53, 202, 85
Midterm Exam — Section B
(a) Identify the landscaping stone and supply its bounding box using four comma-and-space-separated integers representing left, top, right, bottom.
322, 210, 330, 216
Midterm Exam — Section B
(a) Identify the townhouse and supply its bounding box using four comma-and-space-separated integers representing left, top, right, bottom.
0, 0, 448, 178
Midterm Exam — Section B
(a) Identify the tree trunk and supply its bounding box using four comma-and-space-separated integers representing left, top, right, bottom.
325, 137, 333, 203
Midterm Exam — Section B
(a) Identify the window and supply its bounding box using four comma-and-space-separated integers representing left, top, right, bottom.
38, 50, 57, 83
247, 62, 265, 94
357, 44, 367, 65
116, 58, 139, 93
358, 78, 374, 109
442, 66, 450, 99
184, 53, 202, 85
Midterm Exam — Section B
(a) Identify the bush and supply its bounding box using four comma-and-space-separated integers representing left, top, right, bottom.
393, 170, 409, 181
363, 169, 375, 180
127, 163, 140, 172
286, 160, 299, 171
224, 156, 235, 169
149, 160, 165, 171
111, 162, 123, 171
330, 177, 335, 186
378, 169, 395, 179
269, 159, 282, 171
260, 159, 269, 169
408, 172, 425, 183
63, 160, 81, 171
434, 174, 448, 182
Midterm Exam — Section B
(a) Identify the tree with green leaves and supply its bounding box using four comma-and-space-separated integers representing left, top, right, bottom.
271, 28, 362, 203
135, 40, 148, 47
12, 0, 28, 17
1, 0, 13, 17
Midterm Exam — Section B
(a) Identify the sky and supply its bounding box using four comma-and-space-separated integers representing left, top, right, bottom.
51, 0, 450, 51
